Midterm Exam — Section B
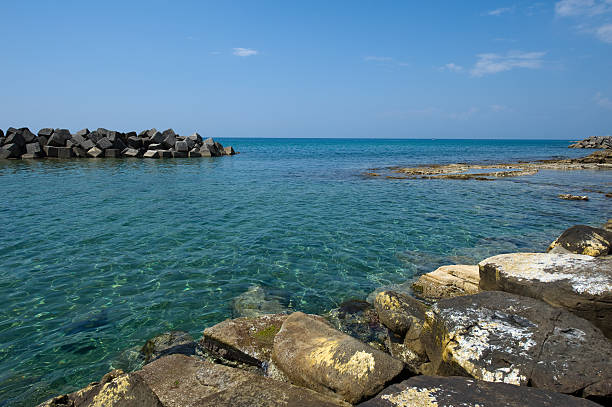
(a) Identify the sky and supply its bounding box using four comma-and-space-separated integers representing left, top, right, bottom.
0, 1, 611, 139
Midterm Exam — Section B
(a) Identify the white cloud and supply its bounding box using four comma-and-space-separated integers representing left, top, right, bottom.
595, 92, 612, 109
470, 51, 546, 77
596, 23, 612, 42
439, 62, 463, 72
555, 0, 612, 16
485, 7, 514, 16
233, 48, 258, 57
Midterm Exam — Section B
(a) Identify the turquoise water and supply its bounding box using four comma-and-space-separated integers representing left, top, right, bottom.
0, 139, 610, 406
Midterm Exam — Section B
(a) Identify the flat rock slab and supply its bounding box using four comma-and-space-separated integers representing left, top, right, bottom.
272, 312, 404, 404
548, 225, 612, 256
356, 376, 600, 407
421, 291, 612, 402
136, 354, 349, 407
478, 252, 612, 338
201, 314, 287, 367
38, 370, 162, 407
412, 264, 480, 300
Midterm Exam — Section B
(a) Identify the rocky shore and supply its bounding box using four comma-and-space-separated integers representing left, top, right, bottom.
569, 136, 612, 149
38, 221, 612, 406
0, 127, 236, 160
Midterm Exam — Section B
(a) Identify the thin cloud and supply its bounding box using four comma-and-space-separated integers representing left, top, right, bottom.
596, 23, 612, 42
439, 62, 463, 72
233, 48, 258, 57
485, 7, 514, 16
595, 92, 612, 110
449, 107, 480, 120
555, 0, 612, 17
491, 104, 511, 112
470, 51, 546, 77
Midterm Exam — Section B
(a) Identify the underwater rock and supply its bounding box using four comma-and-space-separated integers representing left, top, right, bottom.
272, 312, 404, 404
559, 194, 589, 201
479, 252, 612, 338
140, 331, 195, 364
136, 354, 349, 407
231, 285, 289, 318
357, 375, 601, 407
547, 225, 612, 257
412, 264, 480, 300
421, 291, 612, 402
324, 299, 388, 351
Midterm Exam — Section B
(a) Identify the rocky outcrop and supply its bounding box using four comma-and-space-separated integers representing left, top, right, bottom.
412, 265, 479, 300
231, 285, 289, 318
140, 331, 196, 364
324, 299, 388, 351
272, 312, 405, 404
558, 194, 589, 200
374, 291, 429, 373
357, 376, 600, 407
420, 291, 612, 402
38, 370, 162, 407
547, 225, 612, 256
569, 135, 612, 149
0, 127, 236, 160
200, 314, 287, 368
478, 253, 612, 338
135, 354, 349, 407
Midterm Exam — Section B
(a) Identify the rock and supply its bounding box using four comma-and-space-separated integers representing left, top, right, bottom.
80, 139, 95, 151
479, 252, 612, 338
5, 132, 26, 149
71, 133, 87, 147
96, 137, 113, 150
87, 131, 103, 144
199, 145, 213, 157
136, 354, 349, 407
72, 147, 88, 158
105, 149, 120, 158
215, 142, 225, 154
188, 148, 201, 157
172, 151, 187, 158
559, 194, 588, 200
421, 291, 612, 401
19, 128, 37, 144
37, 135, 49, 147
122, 148, 140, 158
232, 285, 289, 318
140, 331, 195, 364
223, 146, 235, 155
37, 370, 162, 407
112, 137, 127, 151
87, 147, 103, 158
148, 144, 163, 150
188, 132, 202, 144
174, 140, 188, 152
75, 128, 90, 137
44, 145, 59, 158
605, 219, 612, 232
162, 131, 176, 149
357, 375, 600, 407
412, 265, 480, 300
20, 153, 41, 159
569, 135, 612, 149
1, 143, 23, 158
47, 132, 68, 147
325, 299, 388, 352
143, 150, 160, 158
149, 131, 164, 144
38, 128, 54, 137
272, 312, 405, 404
56, 147, 72, 159
201, 314, 287, 368
158, 150, 172, 158
127, 136, 143, 149
547, 225, 612, 257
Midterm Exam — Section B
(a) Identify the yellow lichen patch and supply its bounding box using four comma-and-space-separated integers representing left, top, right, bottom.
381, 387, 440, 407
376, 292, 401, 311
308, 338, 375, 380
91, 375, 135, 407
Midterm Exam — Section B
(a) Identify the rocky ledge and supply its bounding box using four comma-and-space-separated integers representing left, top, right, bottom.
569, 135, 612, 149
0, 127, 236, 160
39, 221, 612, 406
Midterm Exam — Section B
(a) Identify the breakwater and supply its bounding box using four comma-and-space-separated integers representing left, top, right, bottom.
0, 127, 236, 159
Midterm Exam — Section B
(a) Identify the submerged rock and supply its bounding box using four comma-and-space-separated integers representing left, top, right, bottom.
547, 225, 612, 257
478, 252, 612, 338
37, 370, 162, 407
412, 264, 480, 300
559, 194, 589, 201
231, 285, 289, 318
357, 375, 600, 407
136, 354, 349, 407
200, 314, 287, 368
325, 299, 388, 351
140, 331, 195, 364
421, 291, 612, 401
272, 312, 404, 404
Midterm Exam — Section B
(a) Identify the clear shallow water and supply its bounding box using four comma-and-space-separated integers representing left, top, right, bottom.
0, 139, 610, 406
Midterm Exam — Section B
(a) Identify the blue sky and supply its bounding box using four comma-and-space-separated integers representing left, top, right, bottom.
1, 1, 611, 139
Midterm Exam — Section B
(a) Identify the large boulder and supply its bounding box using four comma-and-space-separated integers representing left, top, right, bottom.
412, 265, 480, 300
136, 354, 349, 407
201, 314, 287, 368
272, 312, 404, 404
140, 331, 195, 364
357, 375, 600, 407
547, 225, 612, 256
421, 291, 612, 402
479, 253, 612, 338
38, 370, 162, 407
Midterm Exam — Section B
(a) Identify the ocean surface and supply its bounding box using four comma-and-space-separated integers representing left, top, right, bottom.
0, 138, 610, 406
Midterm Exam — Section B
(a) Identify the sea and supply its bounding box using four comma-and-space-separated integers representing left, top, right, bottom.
0, 138, 610, 406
